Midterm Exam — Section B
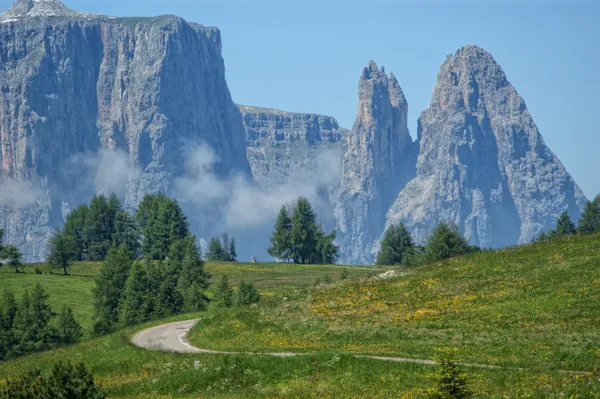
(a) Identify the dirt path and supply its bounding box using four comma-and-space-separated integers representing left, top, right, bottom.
131, 319, 590, 374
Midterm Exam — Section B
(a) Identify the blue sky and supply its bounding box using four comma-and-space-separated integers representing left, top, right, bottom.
3, 0, 599, 198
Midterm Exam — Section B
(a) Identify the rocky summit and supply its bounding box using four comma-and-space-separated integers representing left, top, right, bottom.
0, 0, 249, 261
385, 45, 586, 250
334, 61, 417, 264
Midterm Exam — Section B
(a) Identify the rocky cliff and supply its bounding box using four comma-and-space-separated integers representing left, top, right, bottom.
334, 61, 417, 264
386, 45, 586, 248
0, 0, 250, 261
239, 105, 346, 188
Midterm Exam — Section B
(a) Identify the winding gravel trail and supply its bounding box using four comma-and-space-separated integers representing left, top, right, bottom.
131, 319, 591, 374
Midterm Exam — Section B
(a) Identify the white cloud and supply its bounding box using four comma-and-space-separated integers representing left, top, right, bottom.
0, 178, 43, 210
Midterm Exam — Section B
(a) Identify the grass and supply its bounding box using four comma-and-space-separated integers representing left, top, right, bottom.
189, 234, 600, 373
1, 238, 599, 397
1, 313, 597, 398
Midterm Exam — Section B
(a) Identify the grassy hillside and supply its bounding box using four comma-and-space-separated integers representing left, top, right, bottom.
1, 239, 599, 397
189, 234, 600, 372
0, 261, 380, 332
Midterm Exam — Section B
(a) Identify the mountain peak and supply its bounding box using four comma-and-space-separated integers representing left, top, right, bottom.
1, 0, 96, 21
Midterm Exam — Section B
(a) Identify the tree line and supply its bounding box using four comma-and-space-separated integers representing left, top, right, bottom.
207, 233, 237, 261
0, 284, 83, 362
537, 195, 600, 241
375, 222, 479, 266
268, 197, 339, 264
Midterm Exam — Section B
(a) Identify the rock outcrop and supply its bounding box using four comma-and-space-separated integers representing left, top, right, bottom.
239, 105, 347, 188
335, 61, 416, 264
386, 45, 586, 248
0, 0, 250, 261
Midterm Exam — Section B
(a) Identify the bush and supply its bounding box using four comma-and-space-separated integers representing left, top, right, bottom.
0, 361, 106, 399
426, 348, 474, 399
340, 267, 350, 280
34, 266, 43, 275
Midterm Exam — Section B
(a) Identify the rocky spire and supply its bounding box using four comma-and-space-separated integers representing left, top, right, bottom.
386, 45, 586, 248
334, 61, 416, 264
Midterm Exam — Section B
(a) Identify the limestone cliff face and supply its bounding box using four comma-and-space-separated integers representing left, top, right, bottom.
335, 61, 416, 264
386, 45, 586, 248
0, 0, 250, 261
239, 105, 346, 188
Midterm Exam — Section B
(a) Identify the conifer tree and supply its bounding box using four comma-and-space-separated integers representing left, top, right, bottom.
57, 307, 83, 344
221, 233, 230, 261
555, 211, 577, 237
119, 261, 149, 325
426, 222, 472, 262
376, 223, 414, 265
177, 237, 210, 312
112, 211, 140, 258
2, 245, 22, 273
0, 290, 17, 360
63, 204, 89, 261
578, 195, 600, 234
290, 197, 318, 264
268, 206, 293, 262
229, 238, 237, 262
236, 280, 260, 305
215, 274, 234, 307
47, 230, 76, 275
155, 273, 184, 318
207, 237, 224, 261
92, 245, 133, 334
0, 228, 4, 260
13, 285, 57, 355
315, 229, 339, 264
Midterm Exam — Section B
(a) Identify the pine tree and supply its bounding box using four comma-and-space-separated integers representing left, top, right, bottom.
236, 280, 260, 305
290, 198, 318, 264
112, 211, 140, 258
119, 261, 149, 325
92, 245, 133, 334
578, 195, 600, 234
229, 238, 237, 262
426, 222, 472, 262
376, 223, 414, 265
0, 290, 17, 360
13, 285, 57, 355
177, 236, 210, 312
0, 228, 4, 261
207, 237, 224, 261
63, 204, 89, 261
154, 272, 184, 318
84, 195, 114, 260
315, 229, 339, 264
555, 211, 577, 237
57, 307, 83, 344
221, 233, 230, 261
2, 245, 22, 273
268, 206, 293, 262
47, 230, 76, 275
215, 274, 234, 307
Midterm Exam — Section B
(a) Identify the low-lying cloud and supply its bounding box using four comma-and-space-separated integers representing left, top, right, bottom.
0, 178, 43, 210
175, 143, 342, 230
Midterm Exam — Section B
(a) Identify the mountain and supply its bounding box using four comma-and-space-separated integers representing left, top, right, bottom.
0, 0, 250, 261
334, 61, 417, 264
239, 105, 347, 189
386, 45, 586, 249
